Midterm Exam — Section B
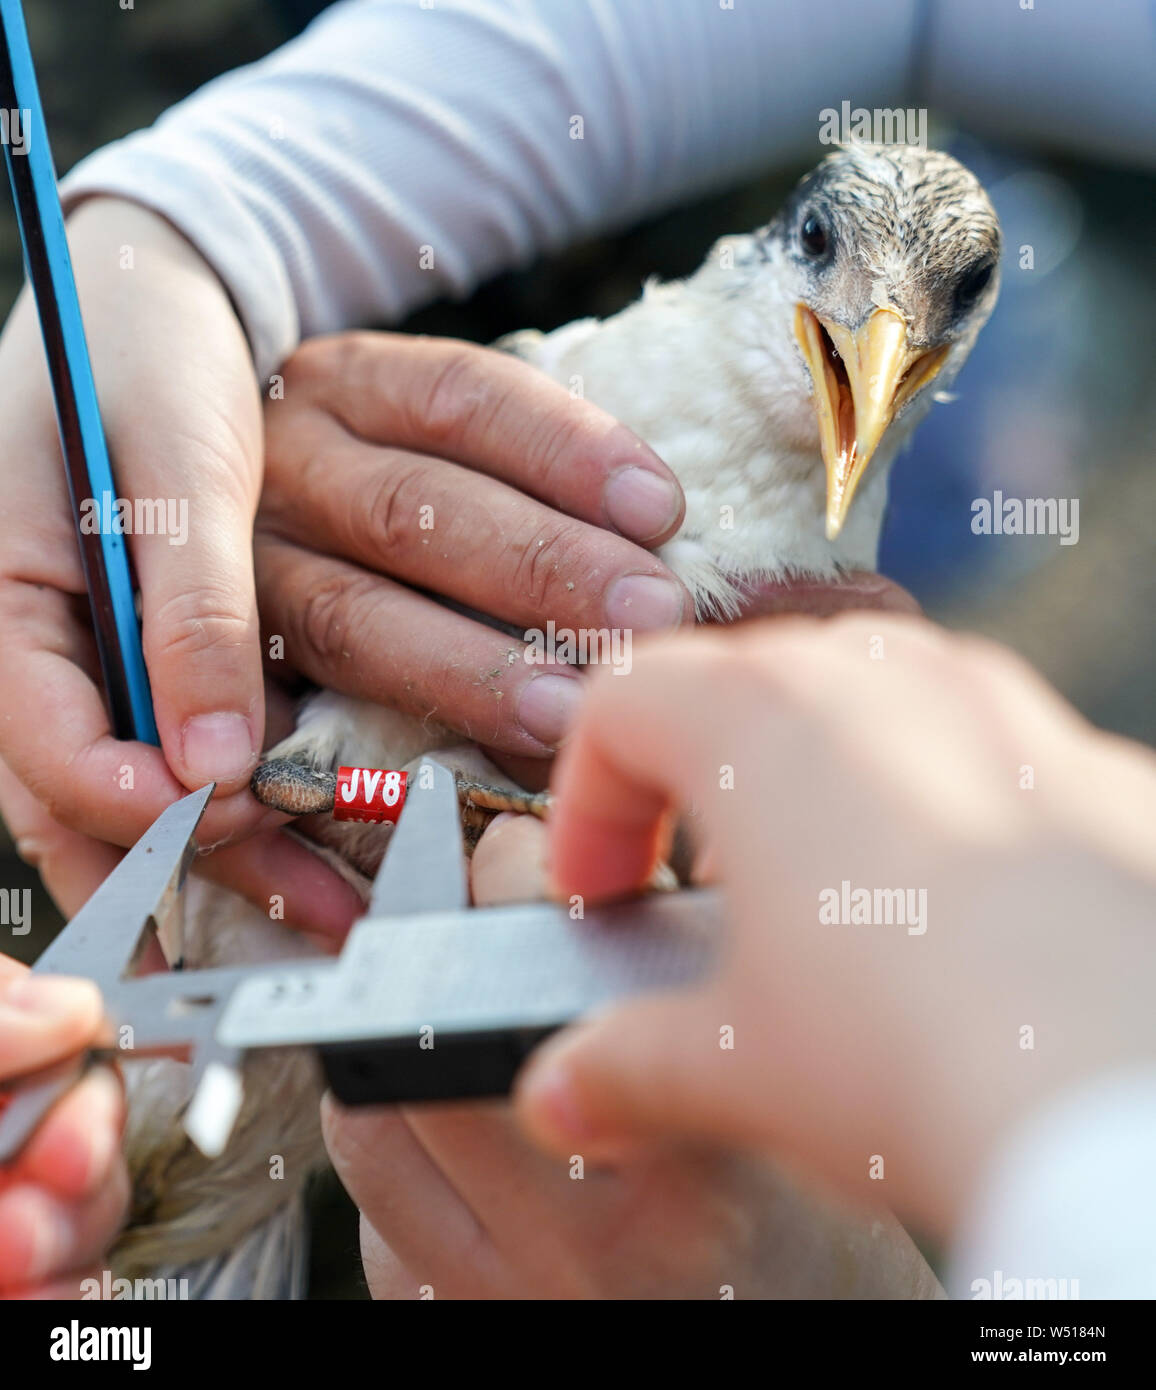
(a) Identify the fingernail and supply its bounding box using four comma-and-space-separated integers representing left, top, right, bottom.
0, 1191, 71, 1285
603, 467, 681, 542
517, 675, 584, 747
28, 1199, 72, 1284
5, 975, 99, 1018
79, 1070, 123, 1192
181, 712, 256, 786
606, 574, 685, 632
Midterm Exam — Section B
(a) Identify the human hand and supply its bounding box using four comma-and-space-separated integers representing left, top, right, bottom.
512, 615, 1156, 1237
254, 332, 690, 759
323, 1098, 941, 1300
0, 198, 364, 938
318, 821, 942, 1300
0, 957, 127, 1298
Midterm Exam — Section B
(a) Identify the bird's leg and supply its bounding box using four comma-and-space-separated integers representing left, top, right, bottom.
456, 778, 552, 851
248, 758, 692, 885
251, 758, 551, 835
455, 777, 551, 819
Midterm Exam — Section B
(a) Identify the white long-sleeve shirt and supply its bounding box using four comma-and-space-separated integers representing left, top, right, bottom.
58, 0, 1156, 1299
61, 0, 1156, 379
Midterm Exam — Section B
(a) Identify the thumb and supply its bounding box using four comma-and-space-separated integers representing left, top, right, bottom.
135, 471, 263, 794
122, 337, 264, 796
513, 986, 748, 1159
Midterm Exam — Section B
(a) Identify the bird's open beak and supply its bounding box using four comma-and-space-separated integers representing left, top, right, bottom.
795, 304, 950, 539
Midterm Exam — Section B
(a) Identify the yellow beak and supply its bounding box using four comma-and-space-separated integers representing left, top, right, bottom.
794, 304, 950, 539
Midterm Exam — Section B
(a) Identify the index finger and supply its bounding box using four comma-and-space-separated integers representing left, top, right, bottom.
546, 634, 743, 902
284, 334, 685, 546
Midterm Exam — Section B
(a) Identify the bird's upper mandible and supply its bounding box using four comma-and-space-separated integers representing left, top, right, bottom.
770, 142, 1001, 538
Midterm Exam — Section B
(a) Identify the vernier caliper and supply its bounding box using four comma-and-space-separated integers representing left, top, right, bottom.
0, 762, 721, 1162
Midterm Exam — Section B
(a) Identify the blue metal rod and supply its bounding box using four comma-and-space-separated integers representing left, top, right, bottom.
0, 0, 158, 744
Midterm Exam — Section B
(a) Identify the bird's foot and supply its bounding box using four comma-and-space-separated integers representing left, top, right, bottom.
250, 758, 551, 835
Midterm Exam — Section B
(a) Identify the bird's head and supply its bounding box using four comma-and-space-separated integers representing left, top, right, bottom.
728, 144, 1001, 540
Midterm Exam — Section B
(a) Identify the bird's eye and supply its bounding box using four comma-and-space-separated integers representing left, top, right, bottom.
956, 261, 994, 311
799, 214, 829, 259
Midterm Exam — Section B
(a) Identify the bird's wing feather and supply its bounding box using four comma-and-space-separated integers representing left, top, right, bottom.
144, 1191, 311, 1301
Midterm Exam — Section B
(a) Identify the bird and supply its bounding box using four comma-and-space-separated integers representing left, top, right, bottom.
111, 141, 1001, 1296
499, 140, 1001, 620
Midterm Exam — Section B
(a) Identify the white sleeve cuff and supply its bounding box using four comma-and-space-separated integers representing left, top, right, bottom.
949, 1066, 1156, 1300
61, 139, 300, 384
